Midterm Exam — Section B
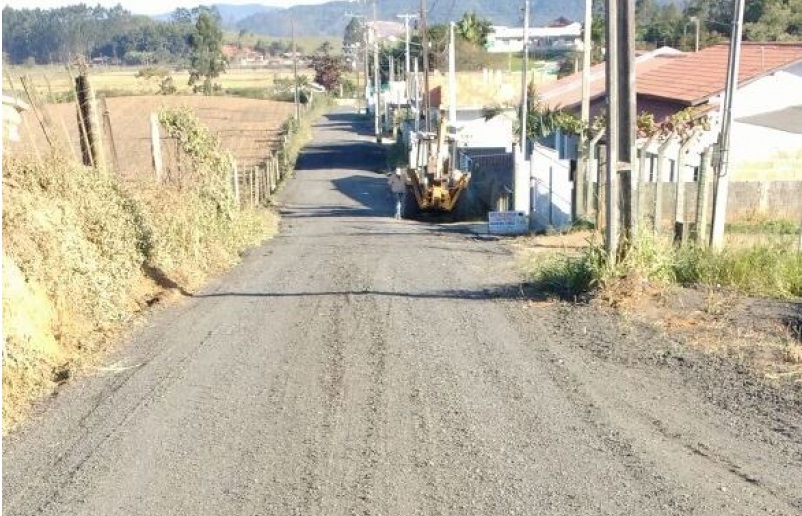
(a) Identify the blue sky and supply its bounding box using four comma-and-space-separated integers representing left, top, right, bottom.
3, 0, 332, 15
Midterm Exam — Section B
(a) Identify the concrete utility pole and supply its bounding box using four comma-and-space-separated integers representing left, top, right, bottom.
364, 21, 370, 114
520, 0, 530, 151
710, 0, 745, 250
414, 58, 421, 132
448, 22, 457, 129
604, 0, 636, 257
372, 0, 381, 142
397, 13, 416, 101
420, 0, 431, 132
575, 0, 593, 220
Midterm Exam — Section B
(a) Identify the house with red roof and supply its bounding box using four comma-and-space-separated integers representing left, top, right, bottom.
537, 42, 802, 181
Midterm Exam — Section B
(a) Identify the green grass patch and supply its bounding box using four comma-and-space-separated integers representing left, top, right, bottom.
726, 219, 801, 235
524, 232, 802, 300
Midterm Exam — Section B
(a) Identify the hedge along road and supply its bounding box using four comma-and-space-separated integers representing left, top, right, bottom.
3, 109, 800, 516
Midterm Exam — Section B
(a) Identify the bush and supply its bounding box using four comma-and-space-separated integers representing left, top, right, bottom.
137, 66, 171, 80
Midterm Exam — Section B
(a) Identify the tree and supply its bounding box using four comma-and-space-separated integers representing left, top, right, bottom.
316, 41, 333, 55
188, 12, 226, 95
343, 17, 365, 48
267, 40, 286, 56
456, 11, 492, 46
744, 0, 802, 40
311, 54, 346, 90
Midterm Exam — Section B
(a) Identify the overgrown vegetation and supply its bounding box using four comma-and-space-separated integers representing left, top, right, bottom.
525, 232, 802, 300
2, 109, 278, 430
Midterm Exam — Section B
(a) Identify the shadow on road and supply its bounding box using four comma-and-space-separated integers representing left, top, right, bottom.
281, 174, 393, 219
321, 111, 375, 137
195, 285, 526, 301
295, 144, 385, 172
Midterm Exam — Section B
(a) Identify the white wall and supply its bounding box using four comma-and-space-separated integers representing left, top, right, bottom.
453, 115, 514, 151
716, 62, 802, 166
529, 144, 573, 230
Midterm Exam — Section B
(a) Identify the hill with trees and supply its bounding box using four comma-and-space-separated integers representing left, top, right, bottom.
235, 0, 586, 38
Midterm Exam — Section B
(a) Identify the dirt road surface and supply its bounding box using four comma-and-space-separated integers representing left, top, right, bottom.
4, 110, 800, 516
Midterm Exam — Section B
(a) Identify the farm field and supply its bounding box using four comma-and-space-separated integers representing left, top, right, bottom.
4, 65, 315, 98
11, 95, 297, 180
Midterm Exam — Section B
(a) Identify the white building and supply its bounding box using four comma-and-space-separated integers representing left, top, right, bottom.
486, 21, 582, 54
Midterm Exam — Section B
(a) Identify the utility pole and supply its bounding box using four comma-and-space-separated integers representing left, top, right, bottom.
448, 22, 457, 128
604, 0, 636, 257
420, 0, 431, 132
414, 58, 421, 132
710, 0, 745, 249
520, 0, 530, 151
364, 20, 370, 114
574, 0, 593, 221
397, 13, 416, 102
513, 0, 532, 214
373, 0, 381, 142
291, 16, 300, 122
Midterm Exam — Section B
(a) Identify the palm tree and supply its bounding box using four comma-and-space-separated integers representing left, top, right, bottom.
456, 11, 492, 47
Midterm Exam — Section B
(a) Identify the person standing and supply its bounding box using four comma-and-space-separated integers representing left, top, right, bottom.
387, 169, 407, 219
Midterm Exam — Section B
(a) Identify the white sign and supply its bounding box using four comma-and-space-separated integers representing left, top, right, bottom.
488, 211, 529, 235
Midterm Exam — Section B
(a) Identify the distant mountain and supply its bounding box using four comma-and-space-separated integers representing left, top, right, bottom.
151, 3, 280, 28
236, 0, 585, 38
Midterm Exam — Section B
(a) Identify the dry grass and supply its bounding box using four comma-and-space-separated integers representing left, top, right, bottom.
516, 231, 802, 381
2, 137, 278, 432
5, 65, 315, 98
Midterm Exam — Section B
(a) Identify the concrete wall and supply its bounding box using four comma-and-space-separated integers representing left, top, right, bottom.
636, 180, 802, 229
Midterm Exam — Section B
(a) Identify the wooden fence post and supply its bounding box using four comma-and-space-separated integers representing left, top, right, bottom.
232, 160, 240, 207
100, 97, 121, 174
150, 113, 163, 182
255, 165, 261, 205
75, 72, 105, 169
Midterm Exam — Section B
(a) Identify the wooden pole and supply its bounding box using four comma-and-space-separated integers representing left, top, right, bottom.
100, 97, 121, 174
75, 72, 105, 169
232, 160, 240, 206
19, 75, 57, 149
65, 64, 93, 167
250, 167, 255, 207
150, 113, 164, 182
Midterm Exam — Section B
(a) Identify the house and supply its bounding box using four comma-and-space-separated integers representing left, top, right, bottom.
366, 21, 406, 44
486, 19, 583, 54
537, 42, 802, 181
222, 44, 268, 67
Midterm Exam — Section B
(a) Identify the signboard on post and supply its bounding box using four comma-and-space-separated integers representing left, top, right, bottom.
488, 211, 529, 235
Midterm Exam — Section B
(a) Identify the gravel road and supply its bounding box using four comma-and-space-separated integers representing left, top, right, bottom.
4, 110, 800, 516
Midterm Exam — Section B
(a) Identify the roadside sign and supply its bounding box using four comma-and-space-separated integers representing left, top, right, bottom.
488, 211, 528, 235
